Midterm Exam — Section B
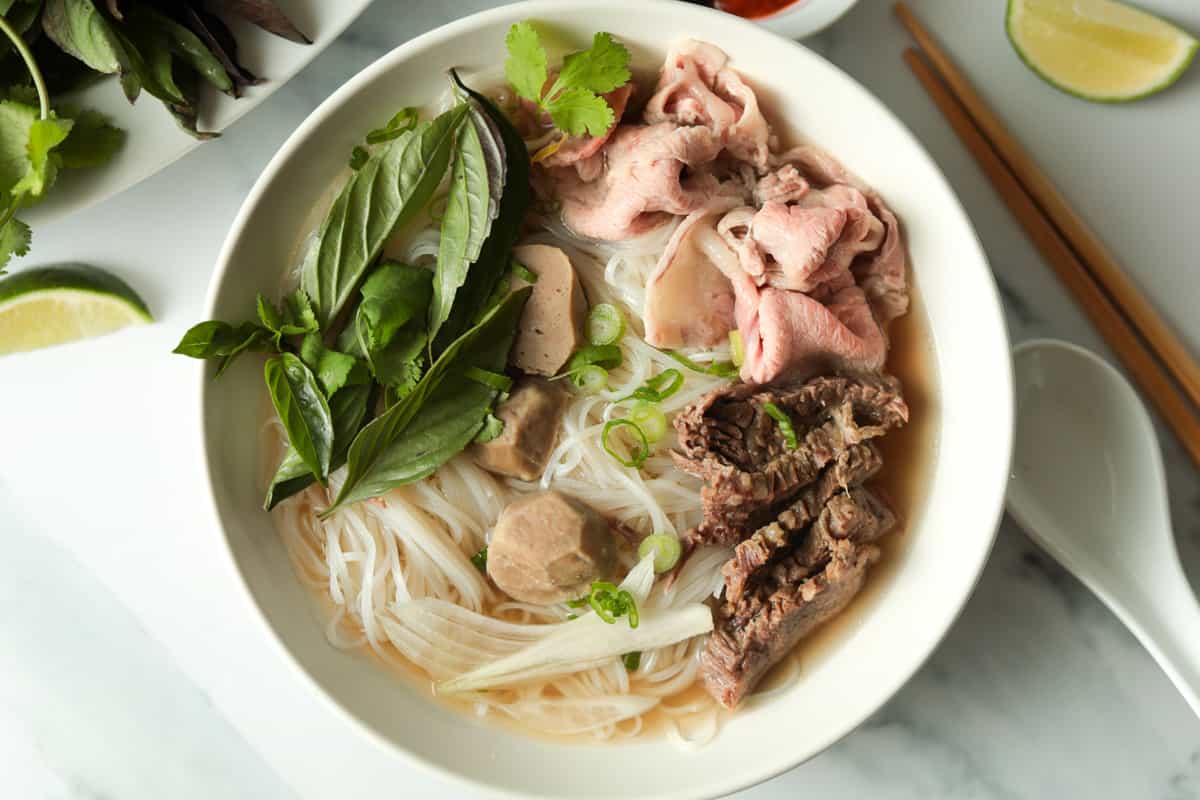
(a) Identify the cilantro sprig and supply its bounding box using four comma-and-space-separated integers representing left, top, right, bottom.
504, 22, 631, 138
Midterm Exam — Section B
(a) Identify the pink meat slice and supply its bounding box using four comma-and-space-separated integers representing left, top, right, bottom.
748, 202, 848, 293
732, 278, 887, 384
545, 122, 738, 241
774, 146, 909, 322
644, 40, 772, 169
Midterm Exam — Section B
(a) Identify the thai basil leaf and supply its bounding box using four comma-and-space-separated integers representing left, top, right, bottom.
302, 103, 468, 329
257, 291, 317, 346
286, 288, 318, 332
264, 353, 333, 484
428, 114, 492, 343
1, 0, 42, 38
434, 73, 530, 352
113, 16, 193, 106
173, 319, 272, 376
298, 333, 365, 398
206, 0, 311, 45
325, 287, 530, 514
264, 382, 373, 510
136, 5, 234, 95
41, 0, 128, 75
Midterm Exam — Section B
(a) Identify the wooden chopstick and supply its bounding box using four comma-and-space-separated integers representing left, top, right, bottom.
894, 2, 1200, 412
902, 48, 1200, 467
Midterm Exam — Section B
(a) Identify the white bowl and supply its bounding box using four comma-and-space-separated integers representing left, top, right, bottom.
199, 2, 1013, 797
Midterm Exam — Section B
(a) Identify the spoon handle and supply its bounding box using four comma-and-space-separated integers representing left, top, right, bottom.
1102, 558, 1200, 717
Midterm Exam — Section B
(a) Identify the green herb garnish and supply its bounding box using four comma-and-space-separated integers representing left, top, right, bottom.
556, 343, 622, 385
761, 401, 798, 449
585, 302, 624, 346
602, 418, 650, 469
504, 22, 631, 138
622, 651, 641, 670
511, 259, 538, 284
576, 580, 639, 628
366, 107, 420, 144
470, 546, 488, 572
637, 534, 682, 574
620, 368, 683, 403
663, 349, 740, 380
178, 72, 536, 513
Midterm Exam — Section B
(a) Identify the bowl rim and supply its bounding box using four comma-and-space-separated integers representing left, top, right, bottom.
197, 2, 1014, 797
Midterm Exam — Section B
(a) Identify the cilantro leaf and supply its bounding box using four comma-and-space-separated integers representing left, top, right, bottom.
545, 86, 614, 138
11, 115, 73, 199
56, 109, 125, 168
299, 333, 366, 398
0, 100, 40, 198
552, 32, 631, 97
503, 23, 629, 139
504, 21, 547, 104
0, 216, 31, 274
0, 101, 74, 204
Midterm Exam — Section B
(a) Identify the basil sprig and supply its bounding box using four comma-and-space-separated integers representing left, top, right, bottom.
176, 76, 536, 512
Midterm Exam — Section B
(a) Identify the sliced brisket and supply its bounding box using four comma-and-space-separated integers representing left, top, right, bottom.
722, 442, 883, 604
700, 486, 897, 708
674, 374, 907, 545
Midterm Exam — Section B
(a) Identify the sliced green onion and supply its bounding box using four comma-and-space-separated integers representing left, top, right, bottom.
366, 107, 420, 143
574, 364, 608, 394
470, 546, 487, 572
623, 651, 641, 670
464, 366, 513, 392
664, 349, 739, 380
729, 330, 745, 368
628, 401, 667, 443
586, 303, 625, 346
602, 418, 650, 469
621, 368, 684, 403
556, 344, 622, 379
574, 581, 640, 629
761, 401, 798, 449
512, 259, 539, 284
637, 533, 683, 574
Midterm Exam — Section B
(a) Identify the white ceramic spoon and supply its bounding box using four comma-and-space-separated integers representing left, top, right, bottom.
1007, 338, 1200, 717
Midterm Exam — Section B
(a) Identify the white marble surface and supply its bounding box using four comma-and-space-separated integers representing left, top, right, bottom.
3, 0, 1199, 797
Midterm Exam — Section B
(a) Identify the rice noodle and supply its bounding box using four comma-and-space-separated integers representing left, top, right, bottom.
270, 218, 734, 742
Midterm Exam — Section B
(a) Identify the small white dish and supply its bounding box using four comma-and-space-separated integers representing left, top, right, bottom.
23, 1, 373, 226
198, 1, 1012, 797
738, 0, 861, 40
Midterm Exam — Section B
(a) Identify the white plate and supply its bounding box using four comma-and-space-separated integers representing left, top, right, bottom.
199, 1, 1013, 797
23, 1, 373, 226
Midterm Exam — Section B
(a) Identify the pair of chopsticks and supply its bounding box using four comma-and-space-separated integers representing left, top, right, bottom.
894, 3, 1200, 467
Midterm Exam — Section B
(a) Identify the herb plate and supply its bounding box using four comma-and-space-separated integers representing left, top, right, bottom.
22, 1, 373, 227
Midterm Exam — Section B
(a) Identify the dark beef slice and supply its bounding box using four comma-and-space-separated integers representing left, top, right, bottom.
722, 442, 884, 604
675, 374, 907, 546
700, 485, 898, 709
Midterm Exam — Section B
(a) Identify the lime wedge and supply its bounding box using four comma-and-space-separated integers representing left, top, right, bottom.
1007, 0, 1198, 102
0, 263, 152, 355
